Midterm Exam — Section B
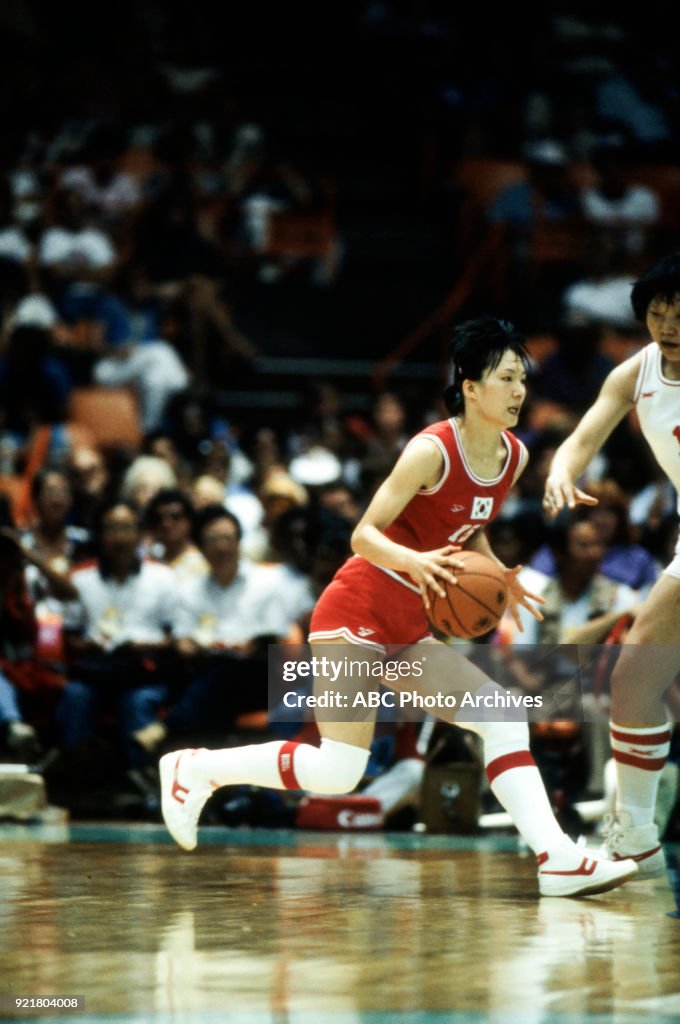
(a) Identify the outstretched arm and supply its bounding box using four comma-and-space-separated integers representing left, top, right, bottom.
543, 355, 640, 516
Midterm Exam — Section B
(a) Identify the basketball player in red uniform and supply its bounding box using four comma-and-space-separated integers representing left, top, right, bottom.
161, 316, 638, 896
544, 252, 680, 877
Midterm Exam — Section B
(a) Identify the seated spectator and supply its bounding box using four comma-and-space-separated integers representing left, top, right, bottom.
19, 466, 93, 669
91, 309, 190, 434
57, 500, 182, 769
530, 479, 661, 595
66, 444, 114, 532
131, 184, 255, 385
0, 528, 75, 762
57, 121, 143, 237
265, 505, 318, 633
486, 139, 583, 325
133, 505, 291, 753
144, 487, 208, 583
507, 512, 639, 648
0, 325, 72, 468
532, 316, 615, 414
120, 454, 177, 513
22, 466, 92, 575
580, 140, 661, 257
256, 470, 310, 561
196, 440, 265, 559
38, 187, 118, 302
560, 230, 639, 331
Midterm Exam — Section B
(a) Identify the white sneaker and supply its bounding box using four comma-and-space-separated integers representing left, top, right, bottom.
537, 840, 638, 897
159, 749, 216, 851
600, 811, 666, 878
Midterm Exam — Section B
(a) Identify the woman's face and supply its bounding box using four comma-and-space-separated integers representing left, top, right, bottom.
465, 350, 527, 428
36, 473, 72, 524
646, 294, 680, 375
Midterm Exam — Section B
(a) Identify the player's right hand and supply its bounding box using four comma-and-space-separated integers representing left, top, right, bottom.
403, 545, 464, 611
542, 477, 598, 517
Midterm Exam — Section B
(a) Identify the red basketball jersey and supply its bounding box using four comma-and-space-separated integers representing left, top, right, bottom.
379, 417, 527, 593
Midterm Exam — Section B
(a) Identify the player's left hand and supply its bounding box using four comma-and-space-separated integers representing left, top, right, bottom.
502, 565, 545, 631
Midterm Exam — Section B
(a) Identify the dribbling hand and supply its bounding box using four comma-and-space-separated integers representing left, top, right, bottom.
404, 544, 465, 611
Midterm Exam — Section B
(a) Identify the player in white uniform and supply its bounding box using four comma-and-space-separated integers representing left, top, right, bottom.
544, 252, 680, 876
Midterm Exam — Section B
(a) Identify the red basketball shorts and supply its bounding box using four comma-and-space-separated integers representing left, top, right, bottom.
308, 555, 433, 652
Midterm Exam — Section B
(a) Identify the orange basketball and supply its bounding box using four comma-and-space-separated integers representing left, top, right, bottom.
427, 550, 508, 639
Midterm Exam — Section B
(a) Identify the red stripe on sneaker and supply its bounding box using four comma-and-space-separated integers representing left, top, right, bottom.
612, 750, 667, 771
610, 727, 671, 745
612, 845, 662, 863
536, 851, 549, 867
278, 741, 301, 789
171, 753, 189, 805
486, 750, 536, 785
540, 857, 597, 877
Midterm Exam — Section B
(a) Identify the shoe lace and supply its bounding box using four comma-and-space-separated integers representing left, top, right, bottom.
601, 812, 625, 850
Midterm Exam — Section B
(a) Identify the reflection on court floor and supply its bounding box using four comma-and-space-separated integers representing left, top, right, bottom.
0, 824, 678, 1024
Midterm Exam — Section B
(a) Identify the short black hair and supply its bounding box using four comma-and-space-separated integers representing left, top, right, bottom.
443, 315, 529, 416
30, 465, 72, 503
194, 504, 242, 545
145, 487, 195, 527
631, 252, 680, 322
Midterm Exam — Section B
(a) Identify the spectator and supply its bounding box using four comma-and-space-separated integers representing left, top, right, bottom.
39, 187, 117, 299
131, 184, 255, 385
120, 455, 177, 513
505, 512, 639, 649
560, 230, 639, 331
57, 500, 182, 769
530, 479, 661, 595
532, 316, 616, 413
133, 505, 290, 753
256, 470, 310, 561
0, 325, 72, 465
66, 444, 114, 532
57, 122, 142, 237
0, 532, 46, 762
580, 140, 661, 257
144, 487, 208, 583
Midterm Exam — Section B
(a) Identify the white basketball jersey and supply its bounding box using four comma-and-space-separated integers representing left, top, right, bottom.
634, 342, 680, 513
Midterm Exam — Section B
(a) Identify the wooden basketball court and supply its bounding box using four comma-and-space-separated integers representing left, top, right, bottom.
1, 823, 679, 1023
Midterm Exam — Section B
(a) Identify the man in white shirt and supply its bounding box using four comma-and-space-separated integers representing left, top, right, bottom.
57, 500, 182, 768
134, 505, 289, 752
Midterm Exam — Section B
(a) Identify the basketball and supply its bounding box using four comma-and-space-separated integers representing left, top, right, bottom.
427, 550, 508, 639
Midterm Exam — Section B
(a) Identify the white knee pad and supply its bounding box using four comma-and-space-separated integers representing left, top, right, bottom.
293, 737, 370, 795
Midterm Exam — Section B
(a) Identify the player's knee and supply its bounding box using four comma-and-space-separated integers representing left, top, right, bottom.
295, 737, 370, 794
455, 682, 530, 751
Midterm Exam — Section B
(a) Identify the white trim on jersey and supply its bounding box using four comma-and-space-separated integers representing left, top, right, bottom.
633, 344, 650, 403
449, 418, 512, 485
404, 433, 451, 494
655, 345, 680, 387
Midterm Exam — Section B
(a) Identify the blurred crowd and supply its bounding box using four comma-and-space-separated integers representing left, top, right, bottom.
0, 4, 678, 832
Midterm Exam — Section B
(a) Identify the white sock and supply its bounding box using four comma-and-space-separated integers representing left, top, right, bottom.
485, 747, 566, 855
192, 738, 369, 795
610, 722, 671, 827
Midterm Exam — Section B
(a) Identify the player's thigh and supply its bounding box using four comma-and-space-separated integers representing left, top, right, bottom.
613, 573, 680, 687
626, 572, 680, 644
309, 638, 380, 749
386, 636, 493, 723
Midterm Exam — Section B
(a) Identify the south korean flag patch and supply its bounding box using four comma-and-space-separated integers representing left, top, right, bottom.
471, 496, 494, 520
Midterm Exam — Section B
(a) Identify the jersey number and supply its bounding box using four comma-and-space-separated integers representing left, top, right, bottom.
448, 524, 480, 544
